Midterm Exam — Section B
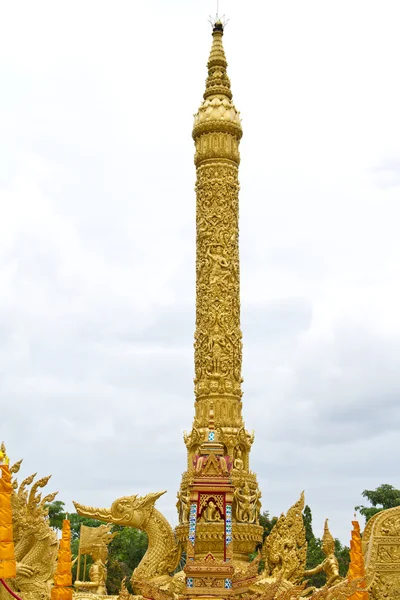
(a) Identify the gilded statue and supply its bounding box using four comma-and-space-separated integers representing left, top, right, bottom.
75, 545, 108, 595
73, 491, 181, 594
176, 488, 190, 524
303, 520, 340, 594
234, 483, 258, 523
0, 458, 58, 600
75, 523, 116, 595
233, 447, 244, 471
201, 499, 222, 522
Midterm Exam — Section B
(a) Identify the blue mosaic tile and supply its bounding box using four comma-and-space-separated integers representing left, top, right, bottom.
224, 579, 232, 589
187, 578, 194, 588
208, 431, 215, 441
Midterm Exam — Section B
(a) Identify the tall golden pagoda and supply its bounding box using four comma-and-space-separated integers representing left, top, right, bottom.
73, 19, 380, 600
175, 19, 263, 564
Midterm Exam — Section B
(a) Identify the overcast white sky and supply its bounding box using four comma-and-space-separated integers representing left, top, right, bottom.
1, 0, 400, 545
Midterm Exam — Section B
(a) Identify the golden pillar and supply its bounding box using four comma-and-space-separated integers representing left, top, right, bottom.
176, 22, 263, 563
193, 20, 243, 428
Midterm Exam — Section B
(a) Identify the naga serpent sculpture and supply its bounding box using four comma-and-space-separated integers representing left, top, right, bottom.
0, 461, 58, 600
73, 491, 182, 592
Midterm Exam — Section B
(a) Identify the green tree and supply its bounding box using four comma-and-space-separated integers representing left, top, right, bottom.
302, 506, 324, 588
302, 505, 314, 544
334, 539, 350, 578
355, 484, 400, 522
258, 511, 278, 543
249, 511, 278, 570
106, 527, 148, 594
46, 500, 66, 530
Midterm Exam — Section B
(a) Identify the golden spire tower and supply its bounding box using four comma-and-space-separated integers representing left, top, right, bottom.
193, 19, 243, 427
176, 21, 263, 563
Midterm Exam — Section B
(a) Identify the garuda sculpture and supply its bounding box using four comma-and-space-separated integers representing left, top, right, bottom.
0, 458, 58, 600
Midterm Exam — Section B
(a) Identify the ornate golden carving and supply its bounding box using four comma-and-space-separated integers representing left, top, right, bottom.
192, 22, 243, 415
177, 20, 263, 564
234, 483, 258, 524
194, 162, 242, 405
0, 458, 58, 600
116, 577, 131, 600
176, 488, 190, 524
184, 553, 234, 597
363, 505, 400, 599
75, 525, 116, 595
261, 492, 307, 584
73, 492, 181, 594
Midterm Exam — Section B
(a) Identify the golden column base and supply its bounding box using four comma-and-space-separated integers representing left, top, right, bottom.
175, 522, 263, 563
183, 554, 234, 598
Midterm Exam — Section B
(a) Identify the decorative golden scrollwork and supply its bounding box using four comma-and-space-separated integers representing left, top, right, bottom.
363, 505, 400, 599
262, 492, 307, 584
0, 458, 58, 600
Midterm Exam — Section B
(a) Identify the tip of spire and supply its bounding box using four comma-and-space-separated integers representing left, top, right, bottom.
213, 20, 224, 33
208, 13, 228, 34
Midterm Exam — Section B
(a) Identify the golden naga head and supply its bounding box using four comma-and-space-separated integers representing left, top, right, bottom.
6, 457, 58, 545
322, 518, 335, 555
74, 490, 166, 529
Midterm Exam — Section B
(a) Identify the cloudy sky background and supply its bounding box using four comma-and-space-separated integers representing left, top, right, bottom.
1, 0, 400, 544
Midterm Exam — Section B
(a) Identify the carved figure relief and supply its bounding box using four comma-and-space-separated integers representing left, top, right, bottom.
176, 488, 190, 524
364, 505, 400, 599
194, 162, 242, 402
234, 483, 258, 523
233, 447, 244, 471
200, 500, 222, 523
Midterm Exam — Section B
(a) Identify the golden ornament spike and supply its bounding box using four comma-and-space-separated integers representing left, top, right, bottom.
10, 459, 22, 474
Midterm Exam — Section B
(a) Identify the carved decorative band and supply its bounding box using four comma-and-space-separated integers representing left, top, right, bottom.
193, 120, 243, 140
